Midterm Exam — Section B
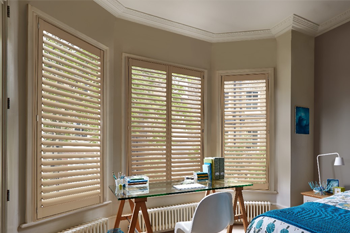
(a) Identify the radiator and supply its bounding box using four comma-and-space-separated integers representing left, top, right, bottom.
58, 218, 108, 233
237, 201, 271, 223
138, 201, 271, 232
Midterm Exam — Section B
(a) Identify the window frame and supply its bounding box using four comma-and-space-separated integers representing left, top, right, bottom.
124, 54, 206, 181
26, 5, 109, 222
218, 68, 274, 191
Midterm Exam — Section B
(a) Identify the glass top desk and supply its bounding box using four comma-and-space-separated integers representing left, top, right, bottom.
109, 179, 253, 233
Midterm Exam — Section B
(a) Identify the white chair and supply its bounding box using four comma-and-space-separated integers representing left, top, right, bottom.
174, 192, 234, 233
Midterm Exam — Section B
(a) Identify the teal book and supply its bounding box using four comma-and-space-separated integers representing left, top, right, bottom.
204, 158, 214, 179
202, 163, 212, 181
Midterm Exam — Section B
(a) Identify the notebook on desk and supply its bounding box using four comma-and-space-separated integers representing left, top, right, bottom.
173, 183, 206, 190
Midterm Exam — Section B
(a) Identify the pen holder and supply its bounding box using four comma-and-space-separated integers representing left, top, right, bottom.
115, 179, 123, 192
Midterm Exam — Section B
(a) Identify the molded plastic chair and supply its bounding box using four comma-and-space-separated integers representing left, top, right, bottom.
174, 192, 234, 233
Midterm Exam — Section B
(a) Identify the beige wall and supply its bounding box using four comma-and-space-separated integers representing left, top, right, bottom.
290, 31, 314, 206
315, 21, 350, 190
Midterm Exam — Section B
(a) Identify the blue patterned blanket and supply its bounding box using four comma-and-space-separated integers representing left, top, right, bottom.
251, 202, 350, 233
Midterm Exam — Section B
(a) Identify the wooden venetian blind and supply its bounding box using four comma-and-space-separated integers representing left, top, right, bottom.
170, 68, 203, 180
222, 74, 269, 190
128, 59, 204, 181
36, 19, 104, 218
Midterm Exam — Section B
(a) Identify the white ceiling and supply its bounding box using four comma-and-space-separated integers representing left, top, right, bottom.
94, 0, 350, 42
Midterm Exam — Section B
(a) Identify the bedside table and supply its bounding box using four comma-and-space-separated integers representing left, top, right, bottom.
301, 191, 332, 203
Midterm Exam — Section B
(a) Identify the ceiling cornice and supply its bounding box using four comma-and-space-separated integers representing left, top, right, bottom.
271, 15, 319, 37
317, 8, 350, 36
94, 0, 350, 42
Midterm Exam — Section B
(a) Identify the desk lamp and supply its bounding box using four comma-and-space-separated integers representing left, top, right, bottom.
317, 152, 345, 185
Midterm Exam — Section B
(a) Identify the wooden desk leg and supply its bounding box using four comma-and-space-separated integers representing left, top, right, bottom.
140, 200, 153, 233
114, 200, 125, 229
205, 189, 215, 196
226, 189, 239, 233
237, 187, 249, 231
128, 200, 142, 232
128, 198, 153, 233
129, 201, 141, 233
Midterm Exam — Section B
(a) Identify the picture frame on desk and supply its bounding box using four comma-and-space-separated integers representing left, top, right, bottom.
327, 179, 339, 194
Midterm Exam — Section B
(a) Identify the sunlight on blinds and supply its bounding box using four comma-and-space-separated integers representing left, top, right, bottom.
171, 72, 203, 180
130, 64, 168, 181
128, 59, 204, 182
37, 19, 103, 218
223, 75, 268, 189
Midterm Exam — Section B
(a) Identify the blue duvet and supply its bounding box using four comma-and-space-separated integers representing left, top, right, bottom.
247, 200, 350, 233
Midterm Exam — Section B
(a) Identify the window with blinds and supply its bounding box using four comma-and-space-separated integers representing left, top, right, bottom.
221, 74, 269, 190
128, 58, 204, 182
35, 19, 104, 218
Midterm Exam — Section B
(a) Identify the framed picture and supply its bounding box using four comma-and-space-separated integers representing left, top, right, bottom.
295, 106, 309, 134
327, 179, 339, 194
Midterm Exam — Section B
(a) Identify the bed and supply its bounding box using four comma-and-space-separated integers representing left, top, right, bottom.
246, 190, 350, 233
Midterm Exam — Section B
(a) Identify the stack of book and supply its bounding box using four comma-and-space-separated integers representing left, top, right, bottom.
124, 175, 149, 187
195, 172, 209, 181
203, 157, 225, 180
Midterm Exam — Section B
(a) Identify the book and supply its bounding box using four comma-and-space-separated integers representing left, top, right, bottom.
204, 157, 220, 180
219, 157, 225, 179
212, 157, 220, 180
202, 163, 212, 181
204, 158, 214, 179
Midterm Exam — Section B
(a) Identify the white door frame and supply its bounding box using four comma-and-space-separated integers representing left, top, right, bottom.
1, 1, 8, 233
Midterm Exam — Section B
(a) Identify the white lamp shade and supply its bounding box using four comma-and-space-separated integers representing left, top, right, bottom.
334, 157, 345, 166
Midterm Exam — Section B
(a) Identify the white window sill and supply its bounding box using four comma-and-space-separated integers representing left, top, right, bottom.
19, 201, 111, 230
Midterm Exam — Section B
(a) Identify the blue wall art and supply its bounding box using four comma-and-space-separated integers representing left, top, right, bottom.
295, 106, 309, 134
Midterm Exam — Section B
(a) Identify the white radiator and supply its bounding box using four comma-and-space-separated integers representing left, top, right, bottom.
58, 218, 108, 233
138, 201, 271, 232
237, 201, 271, 223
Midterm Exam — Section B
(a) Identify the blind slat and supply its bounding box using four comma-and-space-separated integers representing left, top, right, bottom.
41, 174, 100, 186
41, 158, 100, 166
43, 59, 100, 83
41, 164, 100, 172
42, 180, 100, 193
43, 53, 100, 78
43, 33, 101, 62
42, 72, 100, 94
41, 170, 100, 179
42, 79, 100, 99
42, 127, 100, 135
43, 45, 100, 72
41, 190, 100, 207
42, 65, 101, 89
42, 86, 100, 105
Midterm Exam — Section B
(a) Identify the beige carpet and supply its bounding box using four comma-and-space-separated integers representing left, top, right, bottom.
167, 225, 245, 233
220, 225, 244, 233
